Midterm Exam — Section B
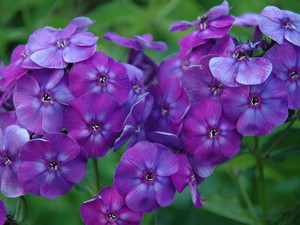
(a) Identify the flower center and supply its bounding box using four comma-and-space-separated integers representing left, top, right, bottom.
4, 156, 12, 165
49, 161, 58, 170
42, 93, 52, 103
108, 213, 116, 221
199, 22, 207, 30
209, 128, 218, 138
133, 84, 141, 94
145, 172, 154, 181
233, 52, 246, 60
284, 22, 296, 30
91, 123, 100, 131
21, 51, 29, 58
161, 107, 168, 116
290, 71, 298, 79
57, 40, 67, 48
212, 85, 221, 96
251, 97, 260, 106
99, 75, 107, 83
135, 124, 141, 134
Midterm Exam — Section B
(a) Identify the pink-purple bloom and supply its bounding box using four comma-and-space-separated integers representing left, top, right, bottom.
170, 1, 234, 48
0, 125, 29, 197
259, 6, 300, 47
181, 99, 242, 164
114, 141, 178, 213
264, 43, 300, 109
80, 186, 143, 225
27, 24, 98, 68
13, 69, 74, 134
69, 51, 131, 103
0, 199, 6, 225
19, 134, 87, 199
64, 93, 125, 158
221, 76, 288, 136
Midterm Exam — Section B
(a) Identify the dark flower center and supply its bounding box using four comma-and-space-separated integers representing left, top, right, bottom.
91, 123, 100, 131
145, 172, 154, 181
49, 161, 58, 170
135, 124, 141, 134
209, 128, 218, 138
199, 22, 207, 30
57, 40, 67, 48
161, 107, 168, 116
290, 71, 298, 79
212, 85, 221, 96
99, 75, 107, 83
21, 51, 29, 58
42, 93, 52, 103
233, 52, 246, 60
251, 97, 260, 106
284, 22, 296, 30
108, 213, 116, 221
4, 156, 12, 165
133, 84, 141, 94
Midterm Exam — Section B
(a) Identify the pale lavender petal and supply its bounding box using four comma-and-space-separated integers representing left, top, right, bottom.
63, 44, 96, 63
1, 166, 25, 197
42, 103, 65, 134
285, 30, 300, 47
4, 125, 29, 156
27, 28, 57, 53
233, 13, 259, 27
68, 32, 98, 46
69, 17, 95, 33
125, 183, 159, 213
30, 47, 67, 68
169, 20, 197, 32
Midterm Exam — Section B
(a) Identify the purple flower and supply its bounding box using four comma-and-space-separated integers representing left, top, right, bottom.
68, 17, 95, 33
170, 1, 234, 48
145, 76, 190, 135
19, 134, 87, 199
27, 24, 98, 68
1, 45, 40, 90
233, 13, 259, 27
80, 186, 143, 225
171, 153, 204, 207
183, 55, 227, 104
181, 99, 242, 164
209, 42, 272, 86
103, 32, 167, 51
114, 93, 154, 151
64, 93, 125, 158
0, 125, 29, 197
0, 112, 22, 130
69, 51, 131, 103
221, 76, 288, 136
264, 43, 300, 109
114, 141, 178, 213
14, 69, 74, 134
0, 199, 6, 225
259, 6, 300, 47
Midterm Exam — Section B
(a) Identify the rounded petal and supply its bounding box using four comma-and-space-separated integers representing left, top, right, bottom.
154, 144, 178, 176
20, 139, 54, 162
63, 44, 96, 63
4, 125, 29, 156
153, 176, 175, 207
1, 166, 25, 197
30, 47, 67, 69
98, 186, 125, 211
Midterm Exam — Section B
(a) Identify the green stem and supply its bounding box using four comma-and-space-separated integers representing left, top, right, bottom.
255, 136, 267, 225
228, 163, 260, 224
14, 196, 27, 222
92, 158, 101, 191
263, 110, 300, 159
82, 178, 96, 196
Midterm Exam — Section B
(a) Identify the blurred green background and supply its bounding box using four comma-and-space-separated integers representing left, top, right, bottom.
1, 0, 300, 224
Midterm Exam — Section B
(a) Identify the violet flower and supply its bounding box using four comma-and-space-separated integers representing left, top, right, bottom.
13, 69, 74, 134
209, 41, 272, 86
170, 1, 234, 48
69, 51, 131, 104
183, 55, 227, 104
80, 186, 143, 225
64, 93, 125, 158
27, 24, 98, 68
114, 141, 178, 213
145, 76, 190, 136
68, 17, 95, 33
0, 125, 29, 197
264, 43, 300, 109
221, 76, 288, 136
114, 92, 153, 151
233, 13, 259, 27
259, 6, 300, 47
0, 199, 6, 225
181, 99, 242, 164
19, 134, 87, 199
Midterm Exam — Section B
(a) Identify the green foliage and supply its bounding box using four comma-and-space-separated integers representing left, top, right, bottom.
1, 0, 300, 225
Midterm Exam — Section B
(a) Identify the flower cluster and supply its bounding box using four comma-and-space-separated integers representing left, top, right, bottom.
0, 1, 299, 224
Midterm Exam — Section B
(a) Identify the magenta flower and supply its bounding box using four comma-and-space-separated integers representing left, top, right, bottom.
14, 69, 74, 134
221, 76, 288, 136
181, 99, 242, 164
19, 134, 87, 199
64, 93, 125, 158
69, 51, 131, 103
209, 42, 272, 86
80, 186, 143, 225
170, 1, 234, 48
264, 43, 300, 109
27, 24, 98, 68
114, 141, 178, 213
259, 6, 300, 47
0, 199, 6, 225
0, 125, 29, 197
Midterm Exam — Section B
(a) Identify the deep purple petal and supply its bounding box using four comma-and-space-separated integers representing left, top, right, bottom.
98, 186, 125, 211
103, 32, 141, 50
80, 199, 107, 225
20, 139, 54, 162
178, 31, 206, 48
1, 166, 25, 197
0, 200, 6, 225
153, 176, 175, 207
118, 207, 144, 223
154, 144, 178, 176
169, 20, 197, 32
42, 103, 65, 134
